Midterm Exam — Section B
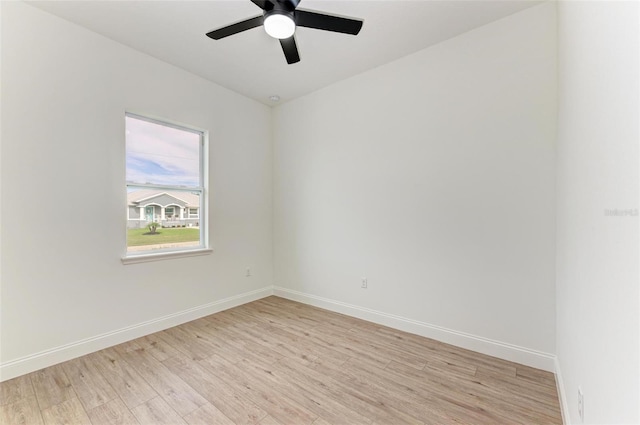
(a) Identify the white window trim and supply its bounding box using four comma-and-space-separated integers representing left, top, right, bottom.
123, 112, 209, 264
188, 208, 199, 219
122, 248, 212, 265
163, 204, 182, 220
126, 205, 148, 221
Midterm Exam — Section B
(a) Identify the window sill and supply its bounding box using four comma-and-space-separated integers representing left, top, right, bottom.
121, 248, 212, 265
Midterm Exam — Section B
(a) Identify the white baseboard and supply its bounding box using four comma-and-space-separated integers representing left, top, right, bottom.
0, 286, 273, 382
554, 357, 570, 424
274, 286, 557, 372
2, 285, 560, 386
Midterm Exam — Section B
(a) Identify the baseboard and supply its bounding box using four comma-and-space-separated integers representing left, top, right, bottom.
0, 286, 274, 382
274, 286, 556, 372
2, 285, 560, 384
554, 356, 570, 424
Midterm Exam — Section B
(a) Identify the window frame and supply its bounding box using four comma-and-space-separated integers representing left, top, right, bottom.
188, 207, 199, 219
122, 112, 211, 264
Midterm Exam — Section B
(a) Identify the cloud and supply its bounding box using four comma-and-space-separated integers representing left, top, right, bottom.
126, 116, 201, 187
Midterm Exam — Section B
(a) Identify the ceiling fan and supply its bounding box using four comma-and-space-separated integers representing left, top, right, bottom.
206, 0, 363, 64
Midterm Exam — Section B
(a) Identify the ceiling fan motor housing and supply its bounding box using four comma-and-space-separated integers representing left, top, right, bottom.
279, 0, 301, 11
265, 8, 295, 20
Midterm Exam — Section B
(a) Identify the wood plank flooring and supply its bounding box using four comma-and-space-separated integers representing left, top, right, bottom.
0, 296, 563, 424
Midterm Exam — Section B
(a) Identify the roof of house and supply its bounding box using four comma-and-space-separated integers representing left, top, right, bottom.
127, 189, 200, 207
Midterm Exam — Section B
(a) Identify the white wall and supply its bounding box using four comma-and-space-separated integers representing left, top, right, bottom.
0, 2, 273, 379
556, 1, 639, 423
6, 5, 638, 423
273, 3, 557, 367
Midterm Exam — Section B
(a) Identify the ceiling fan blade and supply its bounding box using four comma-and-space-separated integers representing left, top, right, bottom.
279, 36, 300, 64
295, 9, 363, 35
206, 15, 264, 40
250, 0, 274, 11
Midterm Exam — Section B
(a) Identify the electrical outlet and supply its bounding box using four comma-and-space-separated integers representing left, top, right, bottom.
578, 387, 584, 422
361, 277, 368, 288
246, 267, 251, 277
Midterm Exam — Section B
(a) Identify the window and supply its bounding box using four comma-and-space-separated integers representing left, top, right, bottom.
124, 113, 209, 262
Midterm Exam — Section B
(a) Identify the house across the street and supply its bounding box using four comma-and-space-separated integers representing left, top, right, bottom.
127, 189, 200, 229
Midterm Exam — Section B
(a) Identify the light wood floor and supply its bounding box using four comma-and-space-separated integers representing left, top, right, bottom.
0, 296, 563, 425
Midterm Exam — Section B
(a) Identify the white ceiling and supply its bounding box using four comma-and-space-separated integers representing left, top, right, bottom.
28, 0, 541, 105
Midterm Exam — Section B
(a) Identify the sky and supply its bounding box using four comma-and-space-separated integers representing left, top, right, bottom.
126, 115, 201, 187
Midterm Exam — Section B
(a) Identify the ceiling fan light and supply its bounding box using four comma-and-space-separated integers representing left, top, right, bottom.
264, 13, 295, 39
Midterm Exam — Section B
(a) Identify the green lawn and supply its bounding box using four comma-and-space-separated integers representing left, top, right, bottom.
127, 227, 200, 246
